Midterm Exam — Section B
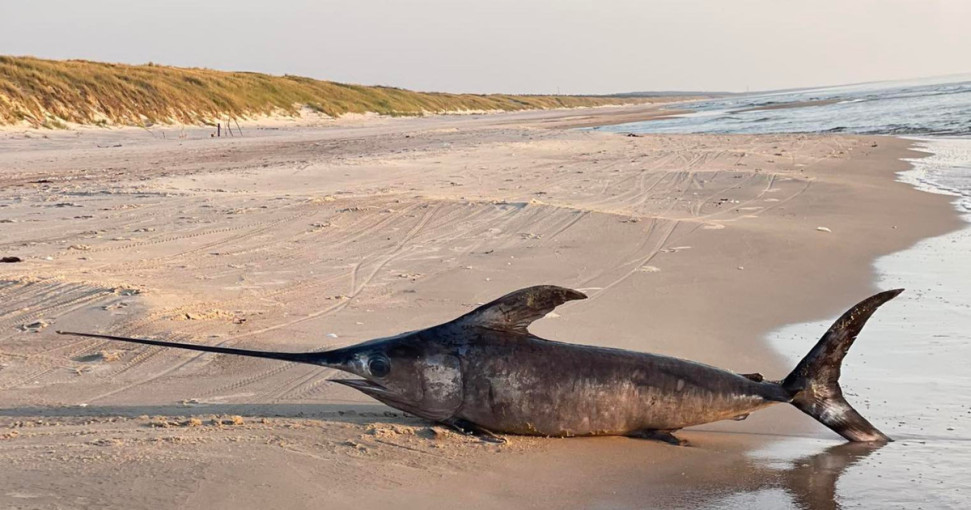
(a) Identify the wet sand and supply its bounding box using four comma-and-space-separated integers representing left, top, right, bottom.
0, 105, 962, 508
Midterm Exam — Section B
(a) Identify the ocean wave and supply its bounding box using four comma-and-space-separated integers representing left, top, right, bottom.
595, 75, 971, 137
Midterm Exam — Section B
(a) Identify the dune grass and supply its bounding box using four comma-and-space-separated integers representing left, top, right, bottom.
0, 56, 657, 128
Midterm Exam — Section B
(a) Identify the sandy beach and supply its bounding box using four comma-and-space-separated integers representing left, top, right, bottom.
0, 105, 962, 508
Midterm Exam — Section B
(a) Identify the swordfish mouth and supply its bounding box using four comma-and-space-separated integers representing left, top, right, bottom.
331, 378, 392, 397
330, 378, 429, 417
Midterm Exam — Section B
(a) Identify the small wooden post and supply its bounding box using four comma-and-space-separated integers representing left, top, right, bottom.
217, 123, 221, 137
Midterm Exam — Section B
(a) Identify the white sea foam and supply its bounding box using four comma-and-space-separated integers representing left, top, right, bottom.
901, 137, 971, 214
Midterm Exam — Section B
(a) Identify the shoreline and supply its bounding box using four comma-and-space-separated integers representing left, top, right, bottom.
0, 106, 965, 508
758, 136, 971, 508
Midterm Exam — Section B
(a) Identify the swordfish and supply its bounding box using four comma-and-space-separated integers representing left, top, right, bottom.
59, 285, 898, 445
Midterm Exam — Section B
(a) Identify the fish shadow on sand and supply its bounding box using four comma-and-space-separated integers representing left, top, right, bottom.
595, 438, 883, 510
778, 442, 882, 510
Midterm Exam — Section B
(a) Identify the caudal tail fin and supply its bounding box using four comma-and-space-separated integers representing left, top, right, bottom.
782, 289, 903, 443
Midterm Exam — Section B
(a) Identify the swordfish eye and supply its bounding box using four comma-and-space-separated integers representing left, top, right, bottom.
367, 355, 391, 378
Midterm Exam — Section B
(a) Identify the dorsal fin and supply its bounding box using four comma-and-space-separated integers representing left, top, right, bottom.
453, 285, 586, 334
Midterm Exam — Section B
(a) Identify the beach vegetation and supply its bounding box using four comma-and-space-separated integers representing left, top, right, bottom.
0, 56, 660, 128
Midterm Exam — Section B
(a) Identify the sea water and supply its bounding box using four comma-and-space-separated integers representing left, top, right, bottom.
593, 75, 971, 137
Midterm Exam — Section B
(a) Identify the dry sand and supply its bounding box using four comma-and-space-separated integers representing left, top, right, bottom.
0, 104, 961, 509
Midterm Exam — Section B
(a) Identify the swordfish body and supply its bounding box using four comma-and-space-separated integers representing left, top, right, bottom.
59, 285, 899, 444
448, 334, 789, 437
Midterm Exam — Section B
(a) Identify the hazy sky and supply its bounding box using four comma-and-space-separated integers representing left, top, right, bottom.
2, 1, 969, 94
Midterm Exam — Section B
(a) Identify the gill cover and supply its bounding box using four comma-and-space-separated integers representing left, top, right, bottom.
341, 353, 463, 422
416, 354, 464, 421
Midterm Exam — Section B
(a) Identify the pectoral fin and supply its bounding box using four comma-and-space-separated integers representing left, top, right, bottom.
446, 419, 507, 444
